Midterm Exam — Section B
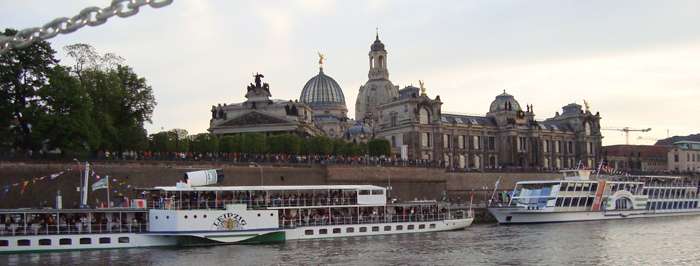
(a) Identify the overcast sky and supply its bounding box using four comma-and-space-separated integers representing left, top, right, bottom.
2, 0, 698, 146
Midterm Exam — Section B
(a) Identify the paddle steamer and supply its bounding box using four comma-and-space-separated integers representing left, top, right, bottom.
488, 170, 700, 224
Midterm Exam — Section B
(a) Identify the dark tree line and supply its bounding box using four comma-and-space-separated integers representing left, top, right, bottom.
0, 28, 156, 157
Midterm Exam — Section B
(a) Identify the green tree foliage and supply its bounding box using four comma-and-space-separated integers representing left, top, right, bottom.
170, 128, 189, 153
341, 142, 360, 157
368, 138, 392, 157
242, 132, 266, 154
267, 134, 300, 155
308, 136, 333, 155
34, 66, 98, 155
358, 141, 369, 156
191, 133, 219, 154
299, 138, 310, 155
0, 28, 59, 150
219, 135, 236, 153
149, 131, 173, 153
64, 44, 155, 153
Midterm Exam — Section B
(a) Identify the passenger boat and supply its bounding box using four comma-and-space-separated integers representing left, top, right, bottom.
488, 170, 700, 224
0, 169, 473, 253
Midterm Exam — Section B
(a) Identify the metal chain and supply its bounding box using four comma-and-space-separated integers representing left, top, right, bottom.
0, 0, 173, 56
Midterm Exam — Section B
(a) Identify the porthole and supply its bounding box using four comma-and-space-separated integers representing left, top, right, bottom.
39, 239, 51, 246
155, 216, 158, 220
59, 239, 71, 245
258, 214, 261, 217
80, 238, 91, 245
166, 216, 169, 219
419, 224, 425, 229
359, 227, 367, 232
270, 213, 273, 217
194, 215, 197, 219
429, 224, 436, 229
333, 228, 341, 234
184, 215, 188, 219
203, 215, 207, 218
346, 228, 354, 233
99, 237, 111, 244
305, 230, 314, 235
372, 226, 379, 232
384, 226, 391, 231
319, 229, 327, 235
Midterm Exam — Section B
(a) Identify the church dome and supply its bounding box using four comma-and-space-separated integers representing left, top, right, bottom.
488, 91, 521, 113
300, 69, 346, 109
371, 35, 386, 52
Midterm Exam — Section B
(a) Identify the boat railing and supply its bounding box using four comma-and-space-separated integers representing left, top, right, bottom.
277, 213, 462, 228
0, 222, 150, 236
147, 197, 363, 210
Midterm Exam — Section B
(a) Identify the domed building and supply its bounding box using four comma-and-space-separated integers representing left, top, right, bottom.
300, 57, 353, 139
355, 33, 399, 125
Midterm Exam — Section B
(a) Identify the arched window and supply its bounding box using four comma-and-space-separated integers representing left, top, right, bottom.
378, 56, 384, 69
391, 136, 396, 147
370, 56, 374, 69
419, 108, 430, 124
585, 122, 592, 135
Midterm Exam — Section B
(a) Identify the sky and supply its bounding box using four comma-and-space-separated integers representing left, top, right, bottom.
1, 0, 698, 146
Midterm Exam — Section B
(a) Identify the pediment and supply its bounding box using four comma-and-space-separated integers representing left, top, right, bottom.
216, 111, 294, 127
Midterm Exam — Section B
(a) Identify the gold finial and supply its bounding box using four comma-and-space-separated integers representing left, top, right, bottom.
318, 52, 325, 70
419, 80, 426, 95
583, 99, 590, 112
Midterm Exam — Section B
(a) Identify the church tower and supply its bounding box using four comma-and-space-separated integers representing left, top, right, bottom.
355, 31, 399, 122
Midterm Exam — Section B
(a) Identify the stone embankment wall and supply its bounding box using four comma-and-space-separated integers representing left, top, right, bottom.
0, 160, 560, 209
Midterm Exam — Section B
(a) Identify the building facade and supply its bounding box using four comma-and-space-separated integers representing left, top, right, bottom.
668, 141, 700, 172
602, 145, 669, 172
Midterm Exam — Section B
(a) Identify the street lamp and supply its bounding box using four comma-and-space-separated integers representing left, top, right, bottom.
377, 165, 391, 198
250, 162, 263, 186
73, 159, 82, 205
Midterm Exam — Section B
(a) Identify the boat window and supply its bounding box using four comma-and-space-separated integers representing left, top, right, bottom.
359, 227, 367, 232
384, 226, 391, 231
59, 239, 71, 245
372, 190, 384, 195
430, 224, 436, 229
396, 225, 403, 230
319, 229, 328, 235
372, 226, 379, 232
556, 198, 563, 207
80, 238, 91, 245
571, 198, 579, 207
305, 230, 313, 235
419, 224, 425, 229
18, 240, 30, 246
346, 228, 354, 233
587, 197, 594, 206
333, 228, 341, 234
407, 225, 414, 230
563, 198, 571, 207
359, 190, 370, 195
0, 240, 7, 247
99, 238, 111, 244
118, 237, 130, 243
560, 183, 568, 191
590, 184, 598, 191
39, 239, 51, 246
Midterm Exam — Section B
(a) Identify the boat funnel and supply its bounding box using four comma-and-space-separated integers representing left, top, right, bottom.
185, 169, 225, 187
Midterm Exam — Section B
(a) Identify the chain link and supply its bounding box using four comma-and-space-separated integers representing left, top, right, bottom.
0, 0, 173, 55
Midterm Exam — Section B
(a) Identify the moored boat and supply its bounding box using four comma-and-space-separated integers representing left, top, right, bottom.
488, 170, 700, 224
0, 169, 473, 253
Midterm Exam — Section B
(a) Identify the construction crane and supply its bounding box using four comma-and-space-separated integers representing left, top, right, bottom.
637, 129, 670, 142
601, 127, 652, 145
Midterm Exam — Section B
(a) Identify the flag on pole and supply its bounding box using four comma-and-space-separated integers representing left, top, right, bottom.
469, 190, 474, 206
92, 178, 108, 191
21, 181, 28, 194
494, 177, 500, 189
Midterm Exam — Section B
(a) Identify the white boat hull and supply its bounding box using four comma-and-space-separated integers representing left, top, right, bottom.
488, 207, 700, 224
0, 232, 177, 253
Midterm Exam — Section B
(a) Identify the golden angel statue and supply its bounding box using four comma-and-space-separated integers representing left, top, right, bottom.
583, 99, 590, 112
318, 52, 325, 69
419, 80, 426, 95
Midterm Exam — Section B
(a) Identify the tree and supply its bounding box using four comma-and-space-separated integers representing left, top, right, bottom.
368, 138, 391, 157
170, 128, 189, 153
219, 135, 236, 153
0, 28, 59, 151
149, 131, 173, 153
34, 66, 98, 155
308, 136, 333, 155
241, 132, 266, 154
192, 133, 219, 154
267, 134, 300, 155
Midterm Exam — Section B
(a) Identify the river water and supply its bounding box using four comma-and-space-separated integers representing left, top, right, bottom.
4, 215, 700, 266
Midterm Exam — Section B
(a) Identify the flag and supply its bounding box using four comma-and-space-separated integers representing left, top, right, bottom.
494, 177, 501, 189
95, 175, 100, 180
469, 190, 474, 206
92, 178, 108, 191
2, 186, 9, 199
91, 170, 95, 177
50, 173, 60, 179
21, 181, 28, 194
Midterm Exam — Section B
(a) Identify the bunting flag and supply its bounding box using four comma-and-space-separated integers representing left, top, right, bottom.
92, 178, 108, 191
2, 186, 8, 199
21, 181, 29, 194
95, 175, 101, 180
91, 170, 95, 177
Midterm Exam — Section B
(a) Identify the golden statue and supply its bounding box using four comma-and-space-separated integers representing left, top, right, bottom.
419, 80, 426, 95
583, 99, 590, 112
318, 52, 325, 69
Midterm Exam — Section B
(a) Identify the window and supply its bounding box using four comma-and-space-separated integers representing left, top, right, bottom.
473, 136, 481, 150
18, 240, 30, 246
488, 137, 496, 150
372, 226, 379, 232
99, 238, 111, 244
0, 240, 8, 246
359, 227, 367, 232
305, 230, 314, 235
60, 239, 72, 245
333, 228, 341, 234
422, 132, 431, 147
544, 140, 550, 153
419, 108, 430, 124
80, 238, 91, 245
518, 137, 527, 151
396, 225, 403, 231
38, 239, 51, 246
118, 237, 130, 243
391, 116, 397, 127
391, 136, 396, 147
675, 154, 679, 162
407, 225, 414, 230
319, 229, 327, 235
384, 226, 391, 231
568, 141, 573, 153
430, 224, 436, 229
557, 141, 562, 153
458, 135, 465, 149
419, 224, 426, 229
372, 190, 384, 195
346, 228, 354, 233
